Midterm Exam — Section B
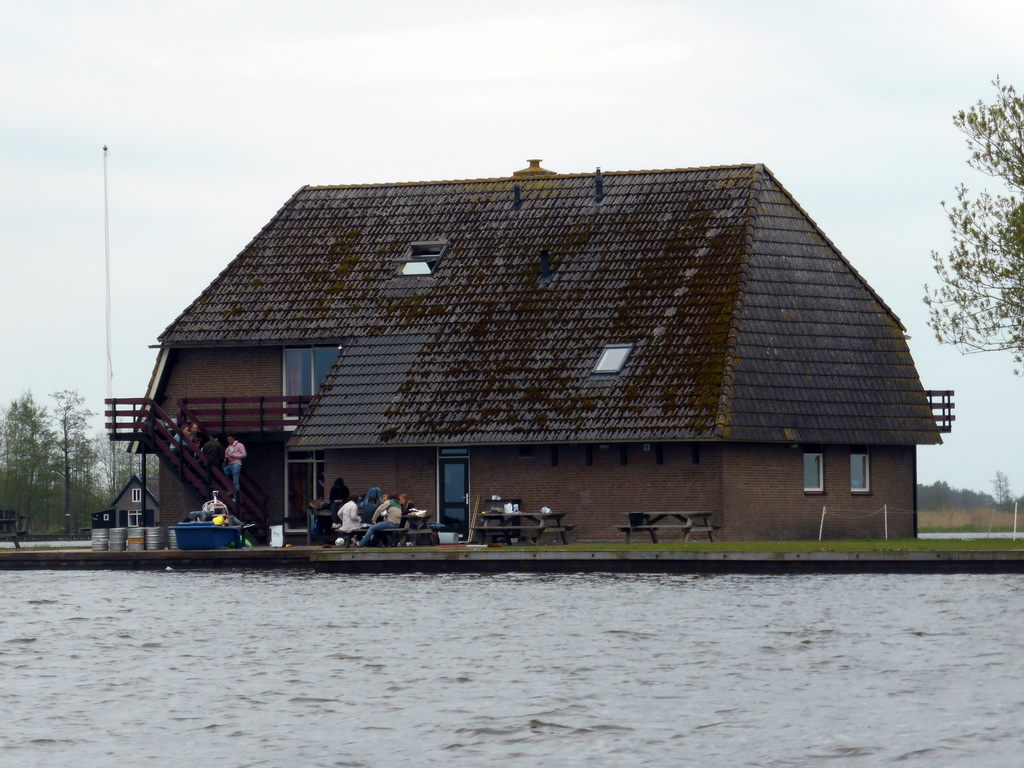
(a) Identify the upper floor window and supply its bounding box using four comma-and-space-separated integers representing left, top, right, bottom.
397, 241, 447, 276
850, 446, 870, 492
803, 444, 823, 492
285, 347, 339, 397
593, 344, 632, 375
131, 487, 142, 504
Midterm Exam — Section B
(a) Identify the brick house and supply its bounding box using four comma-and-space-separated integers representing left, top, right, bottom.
107, 161, 948, 541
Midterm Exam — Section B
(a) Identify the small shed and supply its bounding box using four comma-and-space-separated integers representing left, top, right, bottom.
96, 475, 160, 528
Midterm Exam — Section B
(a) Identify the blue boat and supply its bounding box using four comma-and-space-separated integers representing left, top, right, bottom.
170, 522, 242, 550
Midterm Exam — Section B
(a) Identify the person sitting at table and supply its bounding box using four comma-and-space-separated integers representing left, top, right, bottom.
355, 493, 407, 548
332, 494, 363, 536
357, 486, 383, 524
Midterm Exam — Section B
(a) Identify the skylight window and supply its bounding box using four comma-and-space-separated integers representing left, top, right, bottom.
593, 344, 632, 375
397, 241, 447, 276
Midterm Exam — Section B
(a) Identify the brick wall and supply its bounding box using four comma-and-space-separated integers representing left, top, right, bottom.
720, 443, 917, 540
161, 347, 282, 404
323, 442, 917, 541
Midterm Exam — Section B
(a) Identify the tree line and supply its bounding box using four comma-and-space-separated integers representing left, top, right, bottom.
0, 390, 144, 534
917, 471, 1020, 512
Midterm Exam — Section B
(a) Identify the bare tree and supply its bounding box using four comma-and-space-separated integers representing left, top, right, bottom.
50, 390, 95, 534
991, 470, 1013, 511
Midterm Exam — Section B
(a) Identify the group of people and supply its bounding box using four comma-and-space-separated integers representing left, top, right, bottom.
171, 421, 246, 491
323, 478, 414, 548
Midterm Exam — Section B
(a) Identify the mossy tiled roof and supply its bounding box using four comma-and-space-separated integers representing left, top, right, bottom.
160, 164, 941, 448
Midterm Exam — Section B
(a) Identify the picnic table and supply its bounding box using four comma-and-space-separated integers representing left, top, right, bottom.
387, 512, 436, 547
471, 510, 574, 545
0, 511, 27, 548
618, 511, 719, 543
336, 511, 436, 548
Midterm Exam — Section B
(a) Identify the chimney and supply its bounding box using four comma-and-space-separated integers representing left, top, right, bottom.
592, 167, 605, 205
513, 158, 555, 177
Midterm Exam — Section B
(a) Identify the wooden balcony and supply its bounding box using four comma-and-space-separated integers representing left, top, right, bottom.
926, 390, 955, 433
177, 395, 313, 435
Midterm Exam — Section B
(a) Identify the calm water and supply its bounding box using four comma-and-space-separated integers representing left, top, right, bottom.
1, 570, 1023, 767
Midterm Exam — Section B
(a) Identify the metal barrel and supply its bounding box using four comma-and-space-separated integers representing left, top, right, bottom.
144, 526, 166, 550
91, 528, 110, 551
107, 527, 127, 552
126, 528, 146, 552
167, 527, 178, 550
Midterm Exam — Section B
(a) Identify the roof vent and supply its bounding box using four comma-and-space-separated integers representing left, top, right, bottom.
538, 249, 553, 284
512, 183, 523, 210
513, 158, 555, 177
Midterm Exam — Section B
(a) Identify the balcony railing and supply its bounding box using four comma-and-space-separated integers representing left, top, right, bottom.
177, 395, 314, 435
925, 390, 955, 433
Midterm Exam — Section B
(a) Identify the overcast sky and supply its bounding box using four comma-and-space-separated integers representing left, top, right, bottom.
2, 0, 1023, 496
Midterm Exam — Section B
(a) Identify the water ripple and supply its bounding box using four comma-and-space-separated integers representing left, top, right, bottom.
0, 572, 1022, 766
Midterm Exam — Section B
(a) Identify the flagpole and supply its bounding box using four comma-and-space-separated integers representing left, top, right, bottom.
103, 145, 113, 399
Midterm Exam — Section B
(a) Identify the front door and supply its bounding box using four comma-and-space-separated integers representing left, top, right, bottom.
286, 450, 324, 532
438, 450, 470, 539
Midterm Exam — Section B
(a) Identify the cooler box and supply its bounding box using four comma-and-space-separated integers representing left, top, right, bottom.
270, 525, 284, 548
169, 522, 242, 550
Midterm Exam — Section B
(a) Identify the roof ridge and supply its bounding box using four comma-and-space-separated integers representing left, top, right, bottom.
714, 163, 764, 438
304, 163, 760, 191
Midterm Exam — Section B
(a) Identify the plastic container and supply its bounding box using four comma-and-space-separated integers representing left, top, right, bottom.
169, 522, 242, 550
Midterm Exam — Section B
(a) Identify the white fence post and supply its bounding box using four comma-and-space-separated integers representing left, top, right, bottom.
884, 504, 888, 540
819, 506, 827, 541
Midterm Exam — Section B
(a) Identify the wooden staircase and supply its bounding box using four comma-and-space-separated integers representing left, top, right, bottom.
105, 398, 273, 542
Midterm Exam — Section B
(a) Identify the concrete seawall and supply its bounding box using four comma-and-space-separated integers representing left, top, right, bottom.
3, 547, 1024, 573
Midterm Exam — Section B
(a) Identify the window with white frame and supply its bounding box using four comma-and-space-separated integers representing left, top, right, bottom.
850, 446, 870, 492
131, 487, 142, 504
803, 445, 824, 492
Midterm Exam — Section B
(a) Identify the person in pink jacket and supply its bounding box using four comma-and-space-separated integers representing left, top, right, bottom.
223, 434, 247, 491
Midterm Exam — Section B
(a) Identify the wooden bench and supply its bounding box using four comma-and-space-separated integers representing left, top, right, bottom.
333, 521, 436, 548
471, 524, 575, 545
385, 523, 436, 547
333, 528, 365, 548
617, 523, 720, 544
